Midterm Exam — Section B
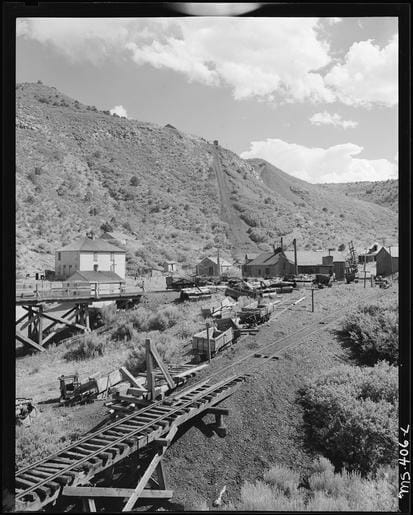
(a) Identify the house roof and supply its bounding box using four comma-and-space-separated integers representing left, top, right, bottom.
378, 245, 399, 258
57, 237, 125, 253
200, 256, 233, 267
246, 250, 294, 267
67, 270, 125, 283
100, 231, 132, 241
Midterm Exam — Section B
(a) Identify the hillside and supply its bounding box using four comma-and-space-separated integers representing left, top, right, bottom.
319, 180, 398, 212
16, 82, 398, 276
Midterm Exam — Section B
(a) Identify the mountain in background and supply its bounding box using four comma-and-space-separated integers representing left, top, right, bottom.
15, 82, 398, 276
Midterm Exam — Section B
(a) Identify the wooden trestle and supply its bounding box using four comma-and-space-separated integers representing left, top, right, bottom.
16, 303, 91, 352
15, 375, 245, 512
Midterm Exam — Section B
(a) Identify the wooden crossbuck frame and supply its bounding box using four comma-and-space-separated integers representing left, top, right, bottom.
16, 302, 91, 351
145, 338, 175, 400
62, 425, 178, 512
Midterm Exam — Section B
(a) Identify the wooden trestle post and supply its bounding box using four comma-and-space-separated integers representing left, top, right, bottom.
37, 304, 43, 347
146, 339, 156, 400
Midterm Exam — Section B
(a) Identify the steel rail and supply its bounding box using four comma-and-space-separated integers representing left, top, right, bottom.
194, 287, 386, 385
15, 375, 242, 502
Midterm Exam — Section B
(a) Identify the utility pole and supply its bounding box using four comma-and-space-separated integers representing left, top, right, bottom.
364, 248, 367, 288
206, 322, 211, 364
293, 238, 298, 276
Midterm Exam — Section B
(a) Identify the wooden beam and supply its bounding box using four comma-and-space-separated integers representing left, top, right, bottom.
39, 311, 89, 331
42, 306, 77, 333
62, 487, 173, 499
205, 407, 229, 416
15, 311, 29, 326
148, 341, 175, 390
122, 425, 177, 512
146, 339, 156, 400
16, 330, 45, 352
119, 367, 141, 388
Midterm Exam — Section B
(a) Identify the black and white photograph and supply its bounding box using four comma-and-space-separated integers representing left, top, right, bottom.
4, 2, 410, 513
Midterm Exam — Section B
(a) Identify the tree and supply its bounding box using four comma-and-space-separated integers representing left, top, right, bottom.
338, 243, 346, 251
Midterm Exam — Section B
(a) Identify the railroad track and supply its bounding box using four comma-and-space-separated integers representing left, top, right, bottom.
192, 286, 387, 384
15, 375, 245, 511
15, 286, 386, 511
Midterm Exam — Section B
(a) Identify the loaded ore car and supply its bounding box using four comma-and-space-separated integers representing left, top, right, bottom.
192, 326, 234, 360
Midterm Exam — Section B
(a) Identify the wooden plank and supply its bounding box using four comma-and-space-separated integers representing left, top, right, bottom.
16, 330, 45, 352
119, 367, 141, 388
149, 341, 175, 389
39, 311, 88, 331
62, 486, 173, 499
122, 425, 177, 511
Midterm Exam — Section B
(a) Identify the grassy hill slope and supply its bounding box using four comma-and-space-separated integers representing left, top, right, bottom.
16, 82, 398, 276
319, 180, 398, 212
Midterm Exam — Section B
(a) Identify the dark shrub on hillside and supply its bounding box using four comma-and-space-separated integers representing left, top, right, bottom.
341, 298, 398, 365
299, 362, 398, 475
130, 176, 139, 186
63, 333, 106, 361
249, 228, 267, 243
100, 222, 113, 233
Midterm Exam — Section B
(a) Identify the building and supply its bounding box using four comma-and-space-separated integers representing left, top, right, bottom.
67, 270, 125, 292
376, 246, 399, 276
196, 256, 232, 276
242, 248, 295, 278
163, 261, 178, 273
55, 236, 126, 280
284, 250, 347, 280
358, 243, 383, 264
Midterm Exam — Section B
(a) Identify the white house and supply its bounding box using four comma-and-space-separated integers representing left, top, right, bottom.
55, 236, 126, 280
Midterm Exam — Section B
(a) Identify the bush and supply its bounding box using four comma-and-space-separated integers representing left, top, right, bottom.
63, 333, 106, 361
249, 228, 267, 243
112, 322, 136, 341
100, 222, 113, 233
299, 362, 398, 475
341, 299, 398, 365
100, 304, 117, 325
130, 176, 139, 186
235, 458, 398, 512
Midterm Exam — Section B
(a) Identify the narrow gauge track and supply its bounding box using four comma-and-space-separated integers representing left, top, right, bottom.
16, 286, 385, 511
191, 286, 387, 385
15, 376, 245, 511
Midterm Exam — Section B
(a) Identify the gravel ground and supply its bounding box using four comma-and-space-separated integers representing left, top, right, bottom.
15, 281, 397, 510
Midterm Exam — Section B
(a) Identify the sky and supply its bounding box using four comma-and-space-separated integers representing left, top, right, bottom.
16, 16, 398, 183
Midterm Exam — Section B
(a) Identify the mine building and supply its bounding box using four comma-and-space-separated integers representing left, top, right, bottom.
55, 235, 126, 280
375, 245, 399, 276
196, 256, 232, 277
358, 243, 383, 264
242, 247, 295, 278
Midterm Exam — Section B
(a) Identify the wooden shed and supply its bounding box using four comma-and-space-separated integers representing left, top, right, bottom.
376, 246, 399, 276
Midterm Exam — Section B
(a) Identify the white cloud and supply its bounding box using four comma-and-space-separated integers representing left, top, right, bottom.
240, 138, 398, 183
324, 35, 398, 107
109, 105, 128, 118
16, 18, 398, 108
17, 17, 334, 103
309, 111, 358, 129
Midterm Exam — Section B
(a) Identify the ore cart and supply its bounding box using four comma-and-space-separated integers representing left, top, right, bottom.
192, 326, 234, 361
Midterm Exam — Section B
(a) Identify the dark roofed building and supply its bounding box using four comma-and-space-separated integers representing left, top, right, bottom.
242, 248, 295, 278
376, 245, 399, 276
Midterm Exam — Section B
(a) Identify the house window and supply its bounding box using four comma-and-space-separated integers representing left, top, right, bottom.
93, 252, 98, 262
69, 265, 72, 273
110, 252, 115, 262
265, 268, 270, 276
209, 266, 213, 275
58, 252, 61, 261
94, 264, 98, 272
110, 263, 115, 272
63, 265, 66, 273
